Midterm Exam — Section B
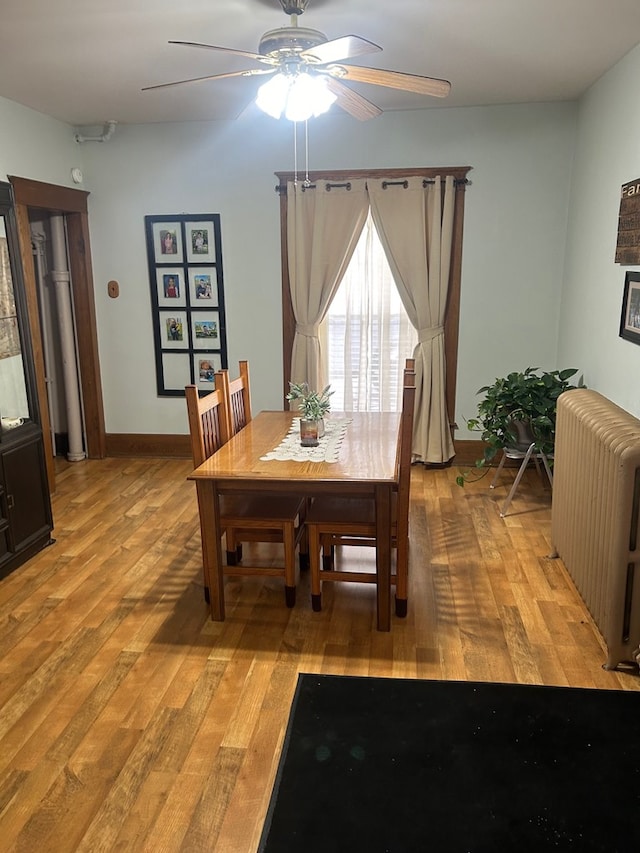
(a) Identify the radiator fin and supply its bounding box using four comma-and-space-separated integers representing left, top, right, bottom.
551, 389, 640, 669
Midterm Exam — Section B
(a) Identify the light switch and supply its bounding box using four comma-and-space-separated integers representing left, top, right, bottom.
108, 280, 119, 298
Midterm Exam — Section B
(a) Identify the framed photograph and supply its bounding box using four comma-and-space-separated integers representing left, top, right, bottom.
195, 353, 223, 390
188, 268, 218, 305
185, 220, 216, 263
159, 311, 188, 350
151, 220, 184, 264
145, 213, 227, 396
191, 310, 220, 350
620, 271, 640, 344
155, 267, 185, 307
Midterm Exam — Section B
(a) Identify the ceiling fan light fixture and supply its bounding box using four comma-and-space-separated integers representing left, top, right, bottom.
255, 73, 291, 118
256, 71, 336, 121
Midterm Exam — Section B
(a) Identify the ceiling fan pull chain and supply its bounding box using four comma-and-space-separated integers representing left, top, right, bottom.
304, 119, 311, 187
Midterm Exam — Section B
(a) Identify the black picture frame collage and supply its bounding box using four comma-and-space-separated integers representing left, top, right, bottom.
145, 214, 228, 396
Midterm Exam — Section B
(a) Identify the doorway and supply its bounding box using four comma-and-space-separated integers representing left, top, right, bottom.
9, 176, 106, 493
31, 212, 87, 461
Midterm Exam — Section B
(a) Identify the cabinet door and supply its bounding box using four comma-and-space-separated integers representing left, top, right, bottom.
1, 433, 52, 558
0, 481, 10, 560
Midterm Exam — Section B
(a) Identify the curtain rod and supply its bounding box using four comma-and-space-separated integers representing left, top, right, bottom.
275, 176, 471, 194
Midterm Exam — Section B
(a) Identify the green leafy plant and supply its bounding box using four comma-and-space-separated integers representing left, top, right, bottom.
286, 381, 333, 421
456, 367, 584, 486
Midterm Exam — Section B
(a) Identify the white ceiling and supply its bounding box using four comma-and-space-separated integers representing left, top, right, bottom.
2, 0, 640, 128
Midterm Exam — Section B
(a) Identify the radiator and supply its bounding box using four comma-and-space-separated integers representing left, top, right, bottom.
551, 388, 640, 670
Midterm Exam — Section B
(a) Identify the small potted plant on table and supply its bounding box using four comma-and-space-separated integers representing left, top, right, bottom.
286, 382, 333, 446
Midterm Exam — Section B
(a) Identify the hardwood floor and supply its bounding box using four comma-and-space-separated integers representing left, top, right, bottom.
0, 456, 637, 851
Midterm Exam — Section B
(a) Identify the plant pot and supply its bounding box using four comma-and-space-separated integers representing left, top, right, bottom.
507, 418, 536, 452
300, 419, 319, 447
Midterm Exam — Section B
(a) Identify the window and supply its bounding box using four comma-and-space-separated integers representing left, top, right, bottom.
278, 167, 470, 429
321, 211, 417, 412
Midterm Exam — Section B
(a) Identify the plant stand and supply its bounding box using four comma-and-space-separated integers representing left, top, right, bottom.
490, 442, 554, 518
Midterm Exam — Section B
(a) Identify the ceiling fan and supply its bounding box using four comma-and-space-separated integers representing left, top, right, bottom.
143, 0, 451, 121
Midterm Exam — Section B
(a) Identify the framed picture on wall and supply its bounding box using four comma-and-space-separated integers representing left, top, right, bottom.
185, 220, 216, 263
155, 267, 186, 307
194, 353, 223, 391
191, 310, 220, 349
619, 271, 640, 345
158, 311, 188, 350
188, 268, 218, 305
152, 220, 184, 264
145, 213, 227, 396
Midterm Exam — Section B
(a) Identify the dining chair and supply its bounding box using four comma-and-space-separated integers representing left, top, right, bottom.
220, 362, 308, 601
306, 369, 416, 618
185, 382, 230, 467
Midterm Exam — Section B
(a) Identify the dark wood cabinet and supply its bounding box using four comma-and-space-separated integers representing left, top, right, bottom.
0, 181, 53, 580
0, 426, 52, 577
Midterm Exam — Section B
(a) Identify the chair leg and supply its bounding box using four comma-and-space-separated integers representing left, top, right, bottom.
299, 522, 309, 571
283, 522, 297, 608
309, 523, 323, 611
395, 539, 409, 618
500, 443, 535, 517
226, 528, 238, 565
321, 535, 334, 570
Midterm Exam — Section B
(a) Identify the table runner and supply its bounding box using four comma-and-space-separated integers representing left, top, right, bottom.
260, 417, 352, 463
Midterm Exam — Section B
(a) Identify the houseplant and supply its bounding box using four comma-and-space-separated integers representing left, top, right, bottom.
456, 367, 583, 486
286, 381, 333, 445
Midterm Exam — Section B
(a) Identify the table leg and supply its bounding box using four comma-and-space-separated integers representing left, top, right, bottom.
195, 480, 225, 621
375, 482, 392, 631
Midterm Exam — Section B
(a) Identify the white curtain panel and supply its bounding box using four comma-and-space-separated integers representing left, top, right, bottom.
369, 176, 456, 464
287, 179, 369, 393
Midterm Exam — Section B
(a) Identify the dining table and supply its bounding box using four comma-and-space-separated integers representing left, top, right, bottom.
188, 409, 401, 631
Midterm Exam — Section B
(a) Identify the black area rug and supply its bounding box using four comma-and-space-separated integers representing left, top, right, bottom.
258, 674, 640, 853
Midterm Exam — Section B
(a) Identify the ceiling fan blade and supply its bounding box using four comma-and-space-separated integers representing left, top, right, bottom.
142, 67, 274, 92
324, 77, 382, 121
168, 40, 274, 65
333, 64, 451, 98
301, 35, 382, 65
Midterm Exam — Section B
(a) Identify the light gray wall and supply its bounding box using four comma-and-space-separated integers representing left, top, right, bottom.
78, 101, 577, 435
0, 91, 584, 438
0, 97, 81, 186
559, 42, 640, 415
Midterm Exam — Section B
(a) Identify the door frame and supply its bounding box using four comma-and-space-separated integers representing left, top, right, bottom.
9, 176, 106, 491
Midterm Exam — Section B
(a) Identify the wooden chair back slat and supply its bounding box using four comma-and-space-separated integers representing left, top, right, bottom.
185, 383, 229, 468
216, 360, 252, 439
227, 360, 252, 435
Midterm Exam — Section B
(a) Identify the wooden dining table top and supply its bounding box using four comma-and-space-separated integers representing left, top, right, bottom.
188, 410, 401, 488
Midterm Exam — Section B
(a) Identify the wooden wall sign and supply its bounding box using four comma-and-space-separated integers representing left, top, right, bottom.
615, 178, 640, 264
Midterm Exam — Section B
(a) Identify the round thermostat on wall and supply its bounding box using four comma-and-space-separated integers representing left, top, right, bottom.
71, 168, 83, 184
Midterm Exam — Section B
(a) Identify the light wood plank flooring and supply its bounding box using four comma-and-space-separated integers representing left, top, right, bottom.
0, 456, 638, 851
